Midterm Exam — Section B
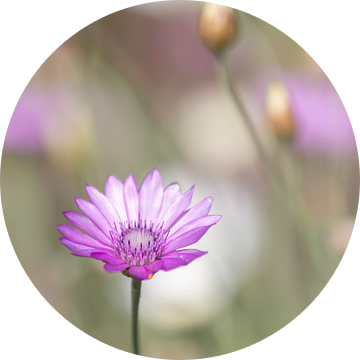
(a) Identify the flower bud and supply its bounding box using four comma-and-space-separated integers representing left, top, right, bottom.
265, 80, 296, 141
198, 3, 239, 53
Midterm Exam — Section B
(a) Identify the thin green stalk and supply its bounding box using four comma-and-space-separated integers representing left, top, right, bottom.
216, 53, 290, 201
216, 53, 334, 281
216, 53, 269, 165
216, 53, 294, 225
131, 278, 142, 355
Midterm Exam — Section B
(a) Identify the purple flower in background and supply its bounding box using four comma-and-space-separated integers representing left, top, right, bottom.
5, 87, 91, 155
5, 89, 50, 152
285, 75, 356, 154
256, 73, 356, 154
58, 169, 221, 280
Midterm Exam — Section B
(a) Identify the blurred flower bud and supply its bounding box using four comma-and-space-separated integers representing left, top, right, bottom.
198, 3, 239, 53
265, 80, 296, 141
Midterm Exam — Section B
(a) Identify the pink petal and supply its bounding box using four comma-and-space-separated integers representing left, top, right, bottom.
162, 225, 212, 254
158, 183, 182, 221
145, 260, 163, 273
104, 263, 130, 273
60, 238, 113, 257
60, 238, 91, 253
72, 249, 110, 257
86, 184, 122, 225
139, 169, 163, 224
104, 175, 127, 222
58, 224, 111, 249
166, 215, 222, 243
63, 211, 111, 245
75, 197, 112, 236
160, 249, 207, 271
169, 197, 213, 236
91, 252, 126, 266
128, 266, 154, 280
159, 186, 194, 230
123, 174, 139, 222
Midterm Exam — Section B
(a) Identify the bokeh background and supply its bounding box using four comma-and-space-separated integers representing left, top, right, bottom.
1, 2, 358, 359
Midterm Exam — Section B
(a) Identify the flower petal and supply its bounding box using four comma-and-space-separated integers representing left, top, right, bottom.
59, 238, 113, 257
104, 263, 130, 273
60, 238, 91, 253
162, 225, 212, 254
86, 184, 122, 225
104, 175, 127, 222
63, 211, 111, 245
58, 224, 111, 249
159, 186, 194, 230
139, 169, 163, 223
91, 252, 126, 266
166, 215, 222, 244
160, 249, 207, 271
123, 173, 139, 222
128, 266, 154, 280
75, 197, 112, 236
169, 197, 213, 236
145, 260, 163, 273
158, 183, 182, 221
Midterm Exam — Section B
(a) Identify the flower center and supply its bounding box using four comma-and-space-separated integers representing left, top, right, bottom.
109, 220, 167, 266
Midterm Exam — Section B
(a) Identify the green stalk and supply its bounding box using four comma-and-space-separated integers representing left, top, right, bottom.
216, 53, 269, 165
131, 278, 142, 355
216, 53, 334, 281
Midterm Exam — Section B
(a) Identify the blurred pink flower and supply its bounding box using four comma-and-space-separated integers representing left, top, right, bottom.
4, 87, 93, 160
5, 89, 50, 152
255, 73, 356, 154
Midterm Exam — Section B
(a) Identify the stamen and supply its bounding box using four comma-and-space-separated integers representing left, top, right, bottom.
110, 219, 167, 266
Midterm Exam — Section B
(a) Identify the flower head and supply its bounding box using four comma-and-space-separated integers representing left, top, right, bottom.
265, 80, 296, 141
198, 3, 240, 54
254, 73, 356, 154
58, 169, 221, 280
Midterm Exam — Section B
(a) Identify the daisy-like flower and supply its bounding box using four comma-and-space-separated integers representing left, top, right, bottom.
58, 169, 221, 280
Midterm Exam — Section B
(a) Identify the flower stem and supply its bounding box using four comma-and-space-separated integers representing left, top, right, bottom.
216, 53, 291, 213
216, 53, 334, 281
131, 278, 142, 355
216, 53, 291, 196
216, 53, 270, 164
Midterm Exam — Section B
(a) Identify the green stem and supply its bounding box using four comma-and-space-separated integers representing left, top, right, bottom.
216, 53, 289, 198
216, 53, 334, 281
131, 278, 142, 355
216, 53, 269, 165
216, 53, 292, 221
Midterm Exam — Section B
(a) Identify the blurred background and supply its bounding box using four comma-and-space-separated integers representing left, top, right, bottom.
1, 2, 358, 359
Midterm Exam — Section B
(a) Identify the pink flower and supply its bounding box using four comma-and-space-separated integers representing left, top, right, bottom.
5, 89, 50, 152
58, 169, 221, 280
255, 72, 356, 154
282, 74, 355, 154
